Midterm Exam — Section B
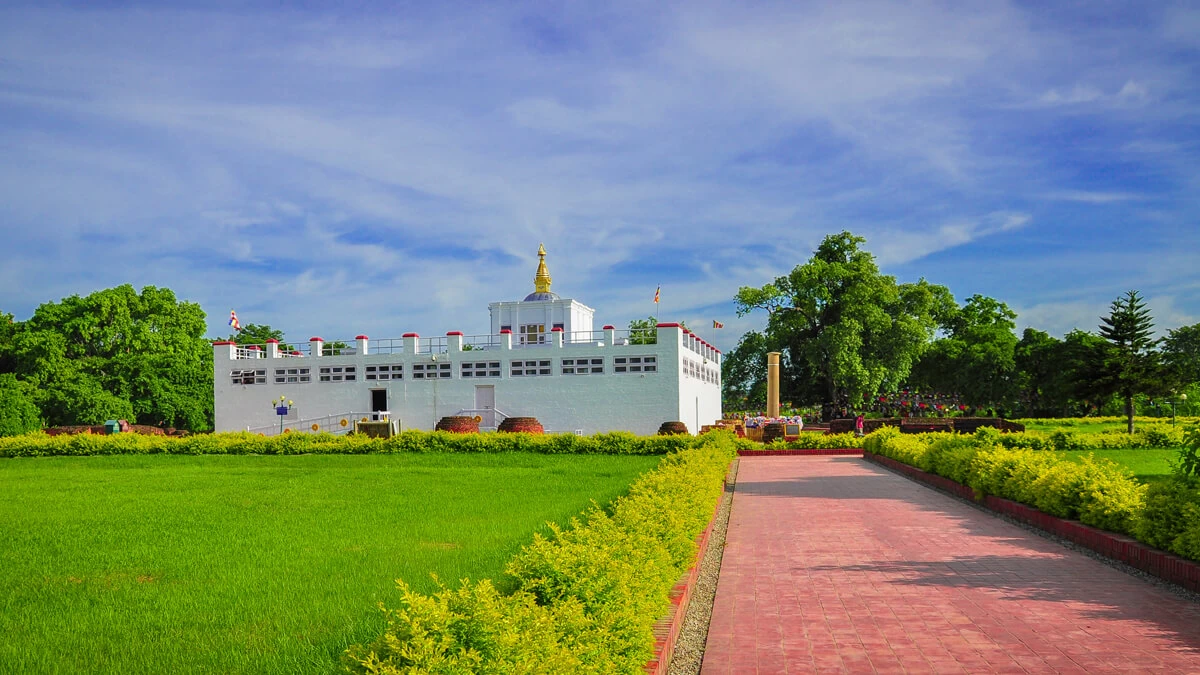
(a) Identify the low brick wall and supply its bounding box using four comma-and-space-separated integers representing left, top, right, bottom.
644, 461, 735, 674
864, 452, 1200, 593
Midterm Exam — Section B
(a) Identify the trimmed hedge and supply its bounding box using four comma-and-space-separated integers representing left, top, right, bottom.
0, 429, 757, 458
343, 431, 738, 673
1012, 416, 1200, 428
865, 426, 1200, 562
763, 432, 865, 450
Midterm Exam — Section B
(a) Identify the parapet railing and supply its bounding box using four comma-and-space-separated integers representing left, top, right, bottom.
219, 325, 720, 363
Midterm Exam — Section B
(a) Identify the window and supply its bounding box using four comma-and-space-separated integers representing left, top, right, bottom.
273, 367, 311, 384
562, 358, 604, 375
462, 361, 501, 378
519, 323, 546, 345
231, 369, 267, 385
614, 356, 656, 373
412, 362, 451, 379
511, 359, 552, 376
365, 364, 404, 381
318, 366, 357, 382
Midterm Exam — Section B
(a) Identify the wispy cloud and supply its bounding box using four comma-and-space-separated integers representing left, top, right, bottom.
0, 1, 1197, 351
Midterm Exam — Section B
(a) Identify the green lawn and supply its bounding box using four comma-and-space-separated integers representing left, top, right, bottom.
0, 453, 660, 674
1055, 448, 1178, 484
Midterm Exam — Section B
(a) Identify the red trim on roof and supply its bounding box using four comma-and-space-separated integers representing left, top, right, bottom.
247, 345, 262, 350
500, 329, 512, 334
446, 331, 464, 336
602, 325, 615, 330
265, 339, 280, 344
656, 322, 681, 328
212, 341, 235, 346
551, 326, 564, 332
309, 336, 324, 342
355, 335, 369, 340
402, 332, 419, 338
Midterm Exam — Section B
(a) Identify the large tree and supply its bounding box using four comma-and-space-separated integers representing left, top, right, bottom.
733, 231, 953, 407
1093, 290, 1165, 433
6, 285, 213, 430
1163, 322, 1200, 390
910, 294, 1019, 408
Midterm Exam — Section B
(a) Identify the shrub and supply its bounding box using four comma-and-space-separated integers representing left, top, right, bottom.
1178, 425, 1200, 478
1136, 476, 1200, 551
344, 433, 737, 673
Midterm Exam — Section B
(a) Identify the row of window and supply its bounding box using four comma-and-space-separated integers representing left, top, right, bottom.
683, 358, 720, 384
231, 356, 660, 385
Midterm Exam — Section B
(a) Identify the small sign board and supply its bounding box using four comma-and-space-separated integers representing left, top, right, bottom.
276, 406, 289, 416
785, 423, 802, 436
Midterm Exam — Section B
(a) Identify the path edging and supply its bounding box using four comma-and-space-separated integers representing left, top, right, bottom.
643, 460, 736, 674
864, 451, 1200, 593
737, 448, 863, 457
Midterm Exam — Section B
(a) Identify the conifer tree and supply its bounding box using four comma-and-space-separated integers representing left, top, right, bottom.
1097, 290, 1162, 433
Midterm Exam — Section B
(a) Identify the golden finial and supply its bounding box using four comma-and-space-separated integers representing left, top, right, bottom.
534, 243, 552, 294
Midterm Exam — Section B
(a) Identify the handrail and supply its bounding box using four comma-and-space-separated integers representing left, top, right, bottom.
245, 411, 381, 436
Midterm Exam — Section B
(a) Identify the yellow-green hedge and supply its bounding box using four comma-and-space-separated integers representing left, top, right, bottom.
343, 431, 737, 673
0, 429, 755, 458
865, 426, 1200, 561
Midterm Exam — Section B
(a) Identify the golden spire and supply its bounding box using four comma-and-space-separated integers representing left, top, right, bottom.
534, 243, 552, 294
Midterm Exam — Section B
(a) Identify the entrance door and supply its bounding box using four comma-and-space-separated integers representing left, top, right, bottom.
371, 389, 388, 421
475, 385, 495, 428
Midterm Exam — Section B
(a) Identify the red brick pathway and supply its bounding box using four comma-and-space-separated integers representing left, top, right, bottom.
701, 457, 1200, 674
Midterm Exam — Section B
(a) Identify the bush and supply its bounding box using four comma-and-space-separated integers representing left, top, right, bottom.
0, 428, 716, 458
344, 432, 737, 673
1136, 476, 1200, 552
868, 428, 1146, 537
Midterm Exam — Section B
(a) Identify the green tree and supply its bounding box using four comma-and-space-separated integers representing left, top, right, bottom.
720, 331, 770, 409
627, 316, 686, 345
232, 323, 294, 352
1163, 323, 1200, 390
0, 374, 42, 436
910, 295, 1019, 408
9, 285, 213, 430
734, 231, 953, 406
1094, 290, 1164, 433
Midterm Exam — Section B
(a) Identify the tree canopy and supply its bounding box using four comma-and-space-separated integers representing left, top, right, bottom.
732, 231, 952, 407
1, 285, 213, 432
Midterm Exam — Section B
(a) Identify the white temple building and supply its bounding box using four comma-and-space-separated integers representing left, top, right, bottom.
212, 245, 722, 436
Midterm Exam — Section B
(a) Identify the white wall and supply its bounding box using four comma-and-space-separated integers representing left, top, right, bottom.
213, 325, 719, 436
488, 298, 595, 335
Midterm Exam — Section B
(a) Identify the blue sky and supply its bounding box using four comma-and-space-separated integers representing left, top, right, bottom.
2, 1, 1198, 351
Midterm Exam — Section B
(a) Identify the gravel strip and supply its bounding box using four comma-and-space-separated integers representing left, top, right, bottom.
667, 459, 739, 675
868, 457, 1200, 604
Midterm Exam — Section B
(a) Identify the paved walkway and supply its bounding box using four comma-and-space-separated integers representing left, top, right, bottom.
701, 456, 1200, 674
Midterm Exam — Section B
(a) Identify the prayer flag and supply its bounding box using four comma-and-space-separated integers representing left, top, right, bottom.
654, 286, 660, 304
713, 320, 724, 329
229, 310, 241, 331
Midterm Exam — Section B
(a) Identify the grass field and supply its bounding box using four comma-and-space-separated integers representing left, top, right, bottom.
1055, 448, 1178, 484
0, 453, 660, 674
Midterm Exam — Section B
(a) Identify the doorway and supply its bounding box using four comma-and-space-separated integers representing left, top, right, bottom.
475, 385, 495, 428
371, 389, 388, 421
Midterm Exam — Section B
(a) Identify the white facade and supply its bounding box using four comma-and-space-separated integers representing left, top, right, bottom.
212, 250, 722, 436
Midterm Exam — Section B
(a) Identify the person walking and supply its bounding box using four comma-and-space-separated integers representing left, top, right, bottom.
855, 414, 865, 437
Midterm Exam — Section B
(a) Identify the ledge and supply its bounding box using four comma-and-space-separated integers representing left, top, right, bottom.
738, 448, 863, 457
644, 460, 734, 674
864, 452, 1200, 593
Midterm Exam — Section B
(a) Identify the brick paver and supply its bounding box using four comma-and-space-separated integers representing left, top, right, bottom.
701, 456, 1200, 674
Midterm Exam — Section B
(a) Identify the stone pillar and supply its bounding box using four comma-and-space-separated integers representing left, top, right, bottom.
500, 329, 513, 350
403, 333, 419, 355
309, 337, 324, 357
767, 351, 781, 418
602, 324, 616, 346
551, 326, 564, 347
356, 335, 370, 356
266, 339, 280, 359
447, 331, 463, 352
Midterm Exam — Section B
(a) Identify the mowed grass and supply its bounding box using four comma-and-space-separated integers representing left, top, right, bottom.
0, 453, 660, 674
1055, 448, 1178, 485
